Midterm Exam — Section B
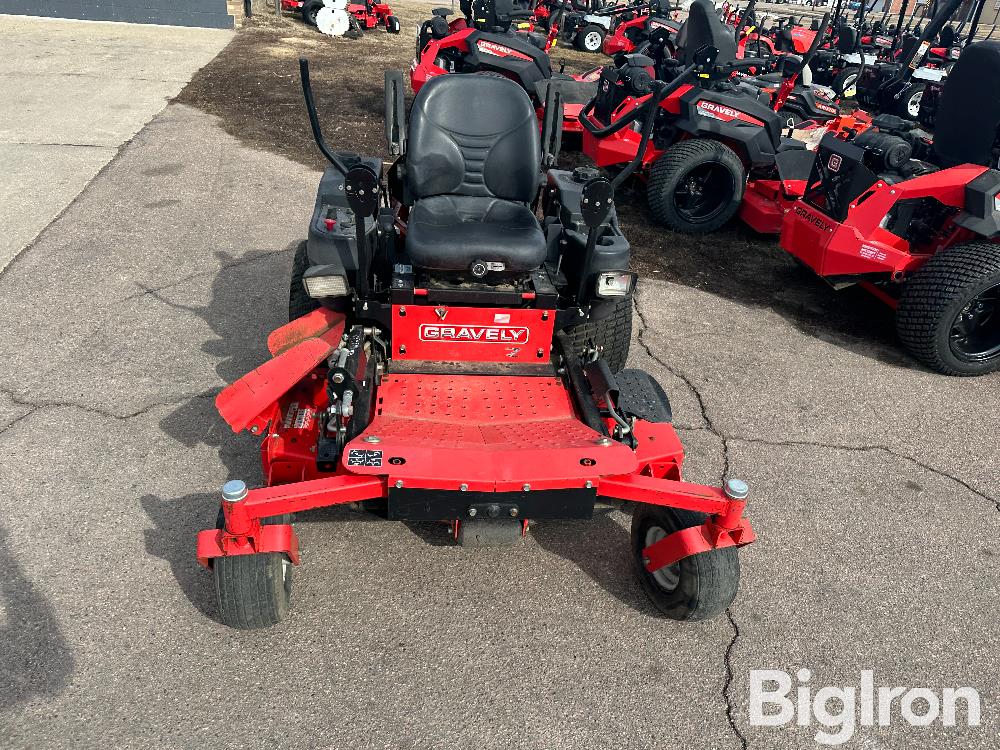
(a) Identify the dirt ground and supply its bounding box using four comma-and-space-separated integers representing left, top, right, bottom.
176, 1, 899, 354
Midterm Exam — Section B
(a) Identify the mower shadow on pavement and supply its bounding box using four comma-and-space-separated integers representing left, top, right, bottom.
0, 526, 75, 714
617, 197, 921, 372
532, 514, 662, 617
142, 246, 299, 621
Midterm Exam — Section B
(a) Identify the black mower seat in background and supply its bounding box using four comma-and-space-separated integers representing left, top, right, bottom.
405, 74, 546, 272
675, 0, 737, 66
933, 40, 1000, 169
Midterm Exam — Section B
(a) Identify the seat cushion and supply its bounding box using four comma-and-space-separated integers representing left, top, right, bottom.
406, 195, 547, 272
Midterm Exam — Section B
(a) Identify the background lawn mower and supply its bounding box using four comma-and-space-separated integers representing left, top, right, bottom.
288, 0, 400, 33
778, 38, 1000, 376
412, 0, 601, 138
556, 0, 677, 54
601, 1, 682, 56
195, 53, 756, 629
579, 0, 832, 234
853, 0, 977, 121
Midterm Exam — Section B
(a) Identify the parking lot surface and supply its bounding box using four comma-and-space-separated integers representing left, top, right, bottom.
0, 8, 998, 750
0, 14, 230, 271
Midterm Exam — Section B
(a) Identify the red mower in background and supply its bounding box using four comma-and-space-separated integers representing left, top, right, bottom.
602, 3, 682, 56
412, 0, 601, 137
580, 0, 842, 234
779, 38, 1000, 376
285, 0, 400, 32
195, 55, 757, 629
740, 13, 823, 59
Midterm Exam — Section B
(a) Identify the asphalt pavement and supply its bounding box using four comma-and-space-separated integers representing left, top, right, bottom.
0, 14, 231, 272
0, 17, 998, 750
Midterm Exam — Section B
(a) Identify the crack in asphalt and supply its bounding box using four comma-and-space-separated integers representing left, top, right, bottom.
632, 292, 999, 511
728, 435, 1000, 512
724, 609, 749, 750
119, 246, 290, 306
633, 295, 731, 477
634, 293, 745, 748
633, 288, 999, 750
0, 388, 217, 432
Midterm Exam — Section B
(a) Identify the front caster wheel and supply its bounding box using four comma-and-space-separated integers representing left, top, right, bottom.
631, 506, 740, 621
213, 513, 293, 629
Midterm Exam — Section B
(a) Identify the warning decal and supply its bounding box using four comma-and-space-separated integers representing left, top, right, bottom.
347, 449, 383, 467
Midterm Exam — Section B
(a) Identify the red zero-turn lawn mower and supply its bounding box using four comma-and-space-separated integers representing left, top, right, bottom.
581, 0, 829, 234
779, 40, 1000, 376
602, 6, 681, 56
412, 0, 600, 137
286, 0, 400, 32
195, 58, 756, 628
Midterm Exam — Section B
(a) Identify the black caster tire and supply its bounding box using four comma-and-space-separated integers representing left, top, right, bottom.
212, 513, 293, 630
896, 83, 925, 121
631, 505, 740, 621
575, 24, 605, 53
289, 240, 320, 321
896, 242, 1000, 376
647, 139, 745, 234
386, 15, 401, 34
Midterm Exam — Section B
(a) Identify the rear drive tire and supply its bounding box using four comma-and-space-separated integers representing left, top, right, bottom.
647, 139, 745, 234
289, 240, 320, 321
575, 24, 606, 52
213, 513, 293, 630
564, 296, 633, 372
832, 66, 859, 98
896, 242, 1000, 376
386, 15, 401, 34
631, 506, 740, 621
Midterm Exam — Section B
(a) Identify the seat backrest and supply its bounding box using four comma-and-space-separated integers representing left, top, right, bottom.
934, 41, 1000, 168
836, 24, 857, 54
938, 24, 955, 49
675, 0, 738, 66
406, 74, 541, 202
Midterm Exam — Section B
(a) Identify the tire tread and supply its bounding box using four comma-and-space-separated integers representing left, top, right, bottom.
896, 241, 1000, 376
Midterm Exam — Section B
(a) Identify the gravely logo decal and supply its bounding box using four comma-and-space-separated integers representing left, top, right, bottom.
419, 324, 530, 343
476, 40, 532, 60
792, 205, 833, 232
697, 101, 741, 119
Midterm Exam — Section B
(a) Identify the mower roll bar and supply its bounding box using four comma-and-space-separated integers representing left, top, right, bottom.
299, 58, 353, 177
609, 80, 666, 189
892, 0, 964, 85
734, 0, 757, 42
384, 70, 406, 157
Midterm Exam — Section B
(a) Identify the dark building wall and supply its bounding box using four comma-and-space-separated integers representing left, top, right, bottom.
0, 0, 235, 28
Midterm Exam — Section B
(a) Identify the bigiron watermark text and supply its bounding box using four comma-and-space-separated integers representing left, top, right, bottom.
749, 669, 982, 746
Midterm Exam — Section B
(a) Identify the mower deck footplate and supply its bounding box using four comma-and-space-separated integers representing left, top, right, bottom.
346, 374, 637, 488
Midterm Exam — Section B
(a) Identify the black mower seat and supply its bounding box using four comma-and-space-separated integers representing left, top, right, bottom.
407, 196, 546, 271
933, 40, 1000, 169
405, 74, 546, 272
675, 0, 738, 66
